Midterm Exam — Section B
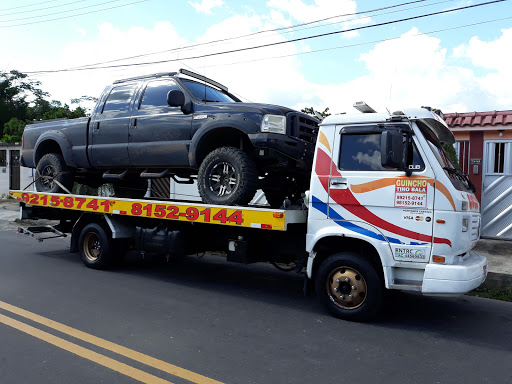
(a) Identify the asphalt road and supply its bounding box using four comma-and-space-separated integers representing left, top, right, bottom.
0, 227, 511, 384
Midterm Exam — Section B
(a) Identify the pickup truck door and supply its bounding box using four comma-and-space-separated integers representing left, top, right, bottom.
128, 79, 192, 167
329, 125, 436, 263
89, 83, 138, 167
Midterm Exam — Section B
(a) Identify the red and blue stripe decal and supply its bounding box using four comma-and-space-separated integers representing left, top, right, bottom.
314, 147, 451, 247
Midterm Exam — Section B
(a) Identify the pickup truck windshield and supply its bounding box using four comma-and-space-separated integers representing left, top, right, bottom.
181, 79, 237, 103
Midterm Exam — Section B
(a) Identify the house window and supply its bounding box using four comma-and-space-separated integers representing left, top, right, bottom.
493, 142, 506, 173
0, 150, 6, 167
486, 141, 511, 174
455, 141, 470, 174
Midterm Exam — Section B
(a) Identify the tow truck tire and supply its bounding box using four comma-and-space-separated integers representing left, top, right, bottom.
79, 223, 117, 270
35, 153, 74, 194
198, 147, 257, 206
315, 253, 383, 322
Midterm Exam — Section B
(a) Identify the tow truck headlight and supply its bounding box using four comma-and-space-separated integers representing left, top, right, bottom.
261, 115, 286, 134
462, 217, 469, 232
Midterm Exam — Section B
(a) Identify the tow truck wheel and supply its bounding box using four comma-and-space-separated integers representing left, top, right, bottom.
35, 153, 74, 194
79, 223, 117, 269
198, 147, 257, 206
315, 253, 383, 321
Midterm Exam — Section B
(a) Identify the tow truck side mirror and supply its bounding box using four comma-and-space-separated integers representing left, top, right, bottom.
381, 130, 406, 170
167, 90, 193, 115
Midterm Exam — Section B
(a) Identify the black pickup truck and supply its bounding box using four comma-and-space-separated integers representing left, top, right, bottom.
21, 69, 319, 206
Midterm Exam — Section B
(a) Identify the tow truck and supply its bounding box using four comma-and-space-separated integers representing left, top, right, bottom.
10, 105, 488, 321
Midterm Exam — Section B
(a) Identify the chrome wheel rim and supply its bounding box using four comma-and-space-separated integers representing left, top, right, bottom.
208, 162, 237, 197
41, 165, 56, 189
326, 266, 367, 309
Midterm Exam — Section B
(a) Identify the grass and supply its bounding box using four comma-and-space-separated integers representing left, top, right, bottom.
468, 288, 512, 302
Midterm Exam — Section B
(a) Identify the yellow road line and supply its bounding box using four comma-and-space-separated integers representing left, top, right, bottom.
0, 300, 223, 384
0, 313, 174, 384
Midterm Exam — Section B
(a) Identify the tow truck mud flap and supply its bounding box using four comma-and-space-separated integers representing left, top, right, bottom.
422, 251, 488, 295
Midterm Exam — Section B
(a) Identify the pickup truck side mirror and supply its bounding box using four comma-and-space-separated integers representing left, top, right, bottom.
167, 90, 193, 115
381, 130, 408, 172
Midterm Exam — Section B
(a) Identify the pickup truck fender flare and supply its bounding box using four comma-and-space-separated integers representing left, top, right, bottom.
305, 223, 394, 287
34, 131, 76, 168
188, 119, 258, 168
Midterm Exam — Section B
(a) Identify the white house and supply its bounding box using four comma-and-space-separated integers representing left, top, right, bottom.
0, 142, 35, 198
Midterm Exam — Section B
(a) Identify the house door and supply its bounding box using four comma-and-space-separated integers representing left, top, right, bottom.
481, 140, 512, 238
9, 150, 20, 190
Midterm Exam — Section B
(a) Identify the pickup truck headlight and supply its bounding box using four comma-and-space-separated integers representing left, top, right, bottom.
261, 115, 286, 134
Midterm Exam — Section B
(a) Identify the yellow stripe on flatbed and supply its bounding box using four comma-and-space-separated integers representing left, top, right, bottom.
9, 191, 306, 231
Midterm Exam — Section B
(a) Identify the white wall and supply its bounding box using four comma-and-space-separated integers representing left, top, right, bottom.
0, 144, 35, 198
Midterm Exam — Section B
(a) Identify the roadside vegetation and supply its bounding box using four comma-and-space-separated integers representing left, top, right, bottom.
468, 287, 512, 302
0, 70, 94, 142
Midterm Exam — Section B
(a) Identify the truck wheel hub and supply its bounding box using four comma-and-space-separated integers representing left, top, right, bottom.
209, 162, 237, 196
327, 267, 367, 309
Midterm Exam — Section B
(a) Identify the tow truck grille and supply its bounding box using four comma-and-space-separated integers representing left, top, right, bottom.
471, 214, 480, 242
289, 113, 319, 144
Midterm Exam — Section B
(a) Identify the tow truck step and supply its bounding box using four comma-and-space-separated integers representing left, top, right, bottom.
17, 225, 67, 242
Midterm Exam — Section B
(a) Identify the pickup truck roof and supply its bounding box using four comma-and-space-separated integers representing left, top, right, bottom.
113, 68, 229, 92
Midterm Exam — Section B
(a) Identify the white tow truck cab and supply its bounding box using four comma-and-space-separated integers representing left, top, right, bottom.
306, 106, 487, 319
10, 106, 487, 322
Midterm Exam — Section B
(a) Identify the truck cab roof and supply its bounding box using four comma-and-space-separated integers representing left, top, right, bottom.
320, 107, 454, 145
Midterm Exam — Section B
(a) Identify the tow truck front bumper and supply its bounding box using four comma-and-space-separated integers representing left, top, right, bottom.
422, 251, 488, 295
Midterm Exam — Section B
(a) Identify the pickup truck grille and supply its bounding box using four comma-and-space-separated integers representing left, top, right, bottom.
288, 113, 319, 144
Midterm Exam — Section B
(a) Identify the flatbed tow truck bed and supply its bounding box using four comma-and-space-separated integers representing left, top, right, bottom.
9, 191, 307, 231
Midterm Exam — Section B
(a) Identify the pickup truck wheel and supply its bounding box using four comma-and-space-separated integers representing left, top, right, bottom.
35, 153, 74, 194
315, 253, 383, 322
79, 223, 118, 269
198, 147, 257, 205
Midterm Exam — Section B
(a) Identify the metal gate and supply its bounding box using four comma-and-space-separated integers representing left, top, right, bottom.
9, 150, 20, 190
481, 140, 512, 239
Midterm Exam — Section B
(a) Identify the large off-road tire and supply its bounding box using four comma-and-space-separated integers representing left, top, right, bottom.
35, 153, 74, 194
197, 147, 257, 205
79, 223, 119, 269
315, 252, 383, 322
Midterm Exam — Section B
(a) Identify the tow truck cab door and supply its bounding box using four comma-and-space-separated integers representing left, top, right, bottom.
328, 123, 435, 263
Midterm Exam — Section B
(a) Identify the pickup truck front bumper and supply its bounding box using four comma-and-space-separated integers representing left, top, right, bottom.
422, 251, 488, 295
248, 132, 316, 169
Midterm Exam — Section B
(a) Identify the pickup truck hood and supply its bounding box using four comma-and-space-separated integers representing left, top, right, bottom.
209, 102, 295, 116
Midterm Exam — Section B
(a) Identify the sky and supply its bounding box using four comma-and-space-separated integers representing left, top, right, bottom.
1, 0, 511, 115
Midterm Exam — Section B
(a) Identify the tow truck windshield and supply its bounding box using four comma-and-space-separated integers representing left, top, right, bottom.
416, 120, 474, 193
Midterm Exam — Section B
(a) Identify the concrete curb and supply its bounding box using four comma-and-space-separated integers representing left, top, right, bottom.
482, 272, 512, 290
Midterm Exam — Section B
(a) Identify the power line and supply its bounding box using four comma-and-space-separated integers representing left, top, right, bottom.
197, 16, 512, 69
0, 0, 132, 22
23, 0, 507, 74
0, 0, 150, 27
67, 0, 461, 70
0, 0, 92, 18
0, 0, 63, 12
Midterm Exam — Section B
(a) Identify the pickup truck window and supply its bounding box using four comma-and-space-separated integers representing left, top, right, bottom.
140, 79, 181, 110
339, 133, 424, 172
181, 79, 236, 103
102, 84, 137, 114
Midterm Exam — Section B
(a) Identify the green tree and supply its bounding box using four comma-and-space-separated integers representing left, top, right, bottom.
1, 117, 26, 143
0, 70, 48, 136
301, 107, 332, 118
